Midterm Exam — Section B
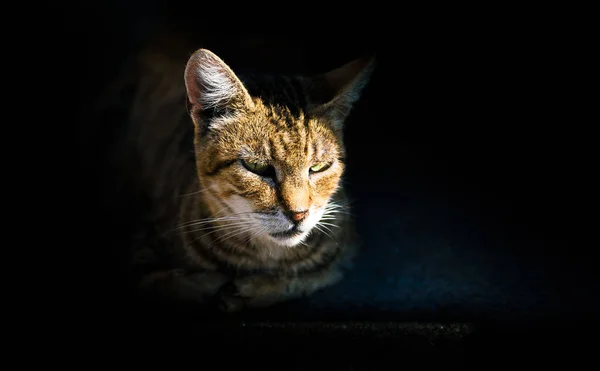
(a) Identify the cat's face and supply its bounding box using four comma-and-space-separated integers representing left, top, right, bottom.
185, 49, 374, 247
195, 105, 345, 247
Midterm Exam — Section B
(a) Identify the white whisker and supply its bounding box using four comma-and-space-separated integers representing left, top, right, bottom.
180, 222, 254, 235
317, 221, 340, 228
174, 211, 260, 230
178, 185, 215, 198
246, 226, 265, 244
187, 223, 255, 250
314, 224, 335, 241
210, 226, 257, 248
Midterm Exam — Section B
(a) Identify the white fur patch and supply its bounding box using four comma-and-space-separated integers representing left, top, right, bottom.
217, 192, 329, 250
196, 63, 238, 110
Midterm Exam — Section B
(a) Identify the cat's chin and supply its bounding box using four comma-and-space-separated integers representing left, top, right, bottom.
262, 231, 309, 248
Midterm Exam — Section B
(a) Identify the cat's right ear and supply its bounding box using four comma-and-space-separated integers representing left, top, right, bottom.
184, 49, 254, 129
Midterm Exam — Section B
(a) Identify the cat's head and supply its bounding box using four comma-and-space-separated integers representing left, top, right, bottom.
184, 49, 374, 248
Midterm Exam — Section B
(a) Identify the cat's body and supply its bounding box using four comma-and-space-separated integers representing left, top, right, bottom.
109, 39, 374, 312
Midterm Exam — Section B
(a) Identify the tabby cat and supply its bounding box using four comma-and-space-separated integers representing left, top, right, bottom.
118, 44, 375, 312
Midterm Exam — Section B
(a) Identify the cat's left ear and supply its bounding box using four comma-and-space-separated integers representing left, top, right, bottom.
310, 55, 376, 129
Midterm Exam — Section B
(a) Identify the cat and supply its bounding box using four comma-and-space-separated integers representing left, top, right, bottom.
111, 41, 375, 312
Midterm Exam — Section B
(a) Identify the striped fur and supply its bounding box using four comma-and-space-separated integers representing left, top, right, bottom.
120, 46, 375, 312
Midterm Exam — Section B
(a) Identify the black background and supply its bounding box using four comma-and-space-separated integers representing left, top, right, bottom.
41, 1, 598, 366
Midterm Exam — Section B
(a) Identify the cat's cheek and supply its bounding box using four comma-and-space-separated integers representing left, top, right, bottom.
312, 174, 342, 199
223, 195, 254, 215
262, 190, 282, 212
246, 179, 278, 211
233, 181, 278, 212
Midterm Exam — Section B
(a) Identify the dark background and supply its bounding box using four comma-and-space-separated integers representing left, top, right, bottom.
45, 1, 598, 366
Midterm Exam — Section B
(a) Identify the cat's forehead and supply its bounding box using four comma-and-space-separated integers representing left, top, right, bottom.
258, 102, 304, 128
232, 105, 339, 162
269, 112, 333, 145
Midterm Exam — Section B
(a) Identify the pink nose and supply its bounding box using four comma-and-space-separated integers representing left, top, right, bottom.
290, 210, 308, 222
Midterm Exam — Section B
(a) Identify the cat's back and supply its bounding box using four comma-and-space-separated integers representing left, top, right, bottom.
126, 32, 194, 150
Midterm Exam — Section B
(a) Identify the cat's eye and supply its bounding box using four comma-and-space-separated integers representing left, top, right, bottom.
241, 159, 274, 177
309, 162, 330, 173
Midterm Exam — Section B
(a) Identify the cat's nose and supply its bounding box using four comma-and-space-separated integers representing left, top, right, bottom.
287, 210, 308, 223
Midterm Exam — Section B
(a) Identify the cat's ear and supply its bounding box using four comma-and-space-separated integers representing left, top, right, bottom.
310, 55, 376, 129
184, 49, 254, 125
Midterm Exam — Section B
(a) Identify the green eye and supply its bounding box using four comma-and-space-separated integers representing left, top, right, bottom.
241, 159, 273, 176
310, 162, 330, 173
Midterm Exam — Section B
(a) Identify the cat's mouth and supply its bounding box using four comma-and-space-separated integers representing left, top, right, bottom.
269, 226, 303, 239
